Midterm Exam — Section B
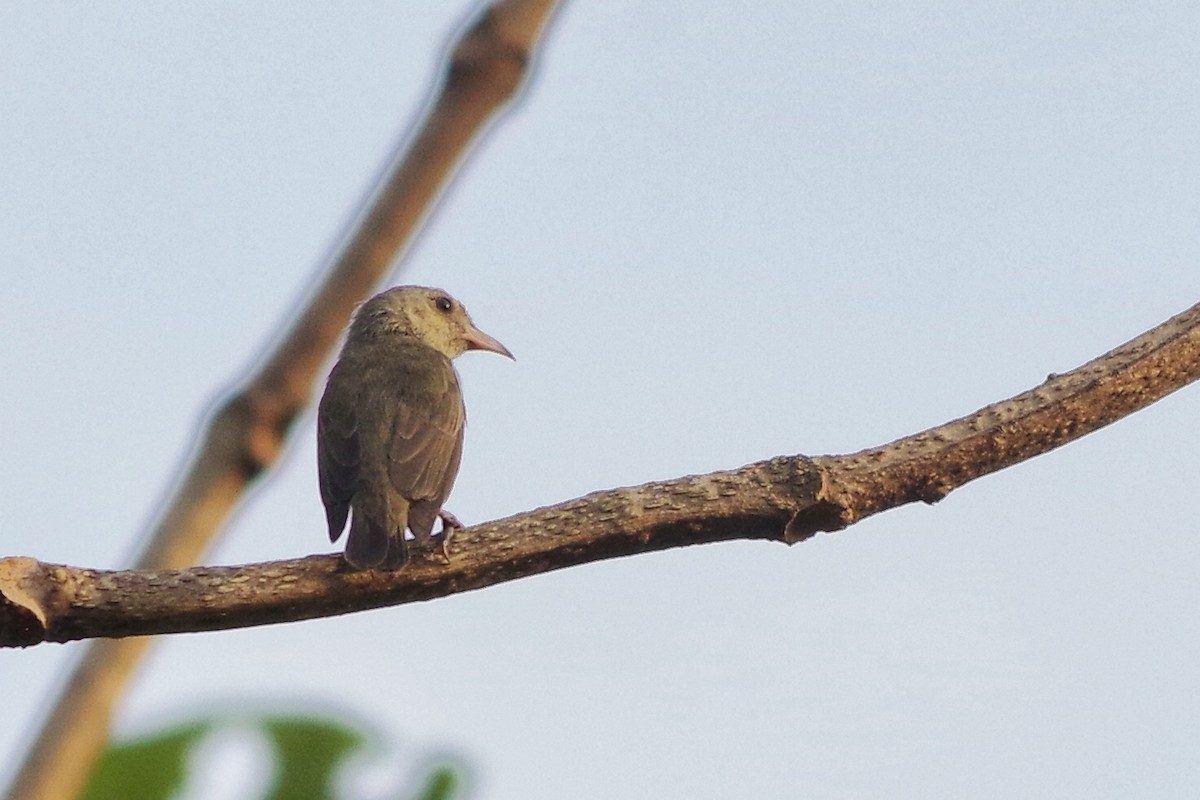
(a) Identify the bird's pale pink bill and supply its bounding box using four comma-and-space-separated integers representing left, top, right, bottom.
464, 325, 515, 360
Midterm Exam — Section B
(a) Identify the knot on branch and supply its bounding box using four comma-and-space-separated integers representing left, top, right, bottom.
449, 7, 531, 100
0, 557, 51, 647
212, 388, 301, 480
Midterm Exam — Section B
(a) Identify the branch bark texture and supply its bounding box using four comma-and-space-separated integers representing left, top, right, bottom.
5, 301, 1198, 645
5, 3, 562, 799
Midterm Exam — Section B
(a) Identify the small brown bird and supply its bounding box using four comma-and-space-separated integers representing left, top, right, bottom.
317, 286, 513, 569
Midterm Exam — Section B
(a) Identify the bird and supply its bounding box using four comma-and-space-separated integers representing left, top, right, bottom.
316, 286, 513, 569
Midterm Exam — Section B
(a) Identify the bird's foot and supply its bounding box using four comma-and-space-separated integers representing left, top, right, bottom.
437, 510, 463, 564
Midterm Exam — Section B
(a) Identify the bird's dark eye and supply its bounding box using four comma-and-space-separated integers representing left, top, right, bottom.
434, 296, 453, 313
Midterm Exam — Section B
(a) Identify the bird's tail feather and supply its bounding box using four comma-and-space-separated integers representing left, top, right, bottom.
344, 506, 410, 570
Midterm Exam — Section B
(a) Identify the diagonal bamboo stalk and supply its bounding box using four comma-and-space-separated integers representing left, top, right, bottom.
4, 300, 1198, 644
4, 3, 562, 798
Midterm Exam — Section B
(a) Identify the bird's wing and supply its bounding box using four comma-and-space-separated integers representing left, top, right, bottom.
316, 362, 361, 541
384, 355, 463, 544
387, 359, 465, 520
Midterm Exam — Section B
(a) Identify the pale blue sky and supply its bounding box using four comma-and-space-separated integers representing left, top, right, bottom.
3, 3, 1200, 798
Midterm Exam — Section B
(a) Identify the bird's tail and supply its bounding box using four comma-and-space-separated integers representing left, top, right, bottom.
344, 499, 409, 570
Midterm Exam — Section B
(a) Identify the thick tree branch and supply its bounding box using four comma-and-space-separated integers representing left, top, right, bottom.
5, 301, 1198, 645
808, 298, 1200, 529
1, 459, 821, 643
5, 3, 562, 799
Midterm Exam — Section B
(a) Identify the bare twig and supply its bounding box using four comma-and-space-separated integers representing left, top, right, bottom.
5, 3, 562, 799
5, 301, 1198, 645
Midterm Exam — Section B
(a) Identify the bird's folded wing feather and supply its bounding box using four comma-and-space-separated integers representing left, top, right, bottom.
316, 366, 362, 536
388, 364, 465, 504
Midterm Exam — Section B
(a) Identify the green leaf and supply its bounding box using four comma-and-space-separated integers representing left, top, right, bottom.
260, 715, 367, 800
82, 708, 464, 799
81, 720, 212, 800
412, 765, 460, 800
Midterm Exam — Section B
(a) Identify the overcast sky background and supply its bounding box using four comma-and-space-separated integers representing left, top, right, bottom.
3, 3, 1200, 798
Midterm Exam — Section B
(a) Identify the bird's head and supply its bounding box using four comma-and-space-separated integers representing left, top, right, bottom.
349, 286, 514, 361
